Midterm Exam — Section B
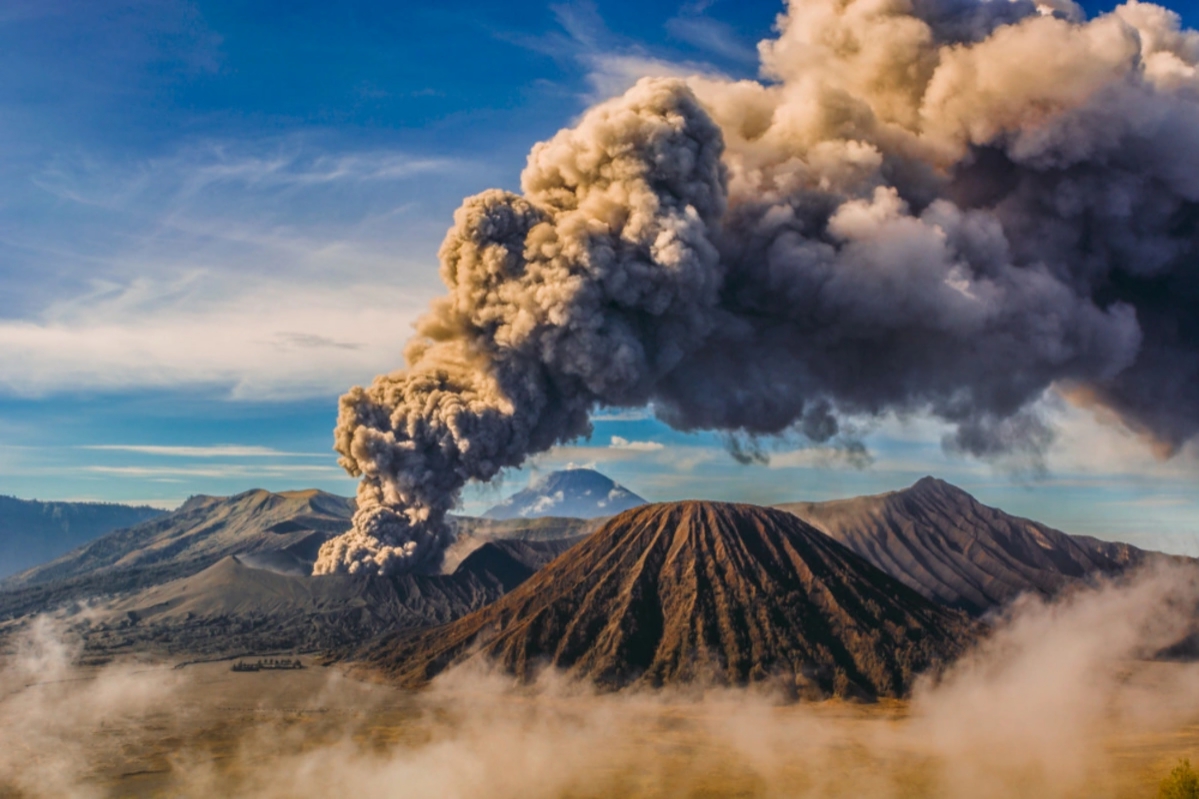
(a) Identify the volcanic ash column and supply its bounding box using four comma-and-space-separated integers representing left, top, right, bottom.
316, 0, 1199, 576
312, 80, 727, 575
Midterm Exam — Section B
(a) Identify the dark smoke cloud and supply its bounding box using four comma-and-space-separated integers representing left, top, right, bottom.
316, 0, 1199, 575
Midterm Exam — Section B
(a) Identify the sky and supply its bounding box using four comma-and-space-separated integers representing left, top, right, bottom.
1, 0, 1198, 554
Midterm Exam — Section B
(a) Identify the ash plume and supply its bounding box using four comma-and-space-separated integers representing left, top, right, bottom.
315, 0, 1199, 576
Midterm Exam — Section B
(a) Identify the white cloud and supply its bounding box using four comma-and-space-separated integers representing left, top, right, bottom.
175, 149, 455, 190
508, 1, 729, 102
533, 442, 720, 473
1044, 399, 1199, 479
82, 464, 343, 479
767, 447, 870, 470
33, 140, 464, 214
664, 14, 758, 64
581, 53, 724, 100
0, 137, 476, 399
525, 490, 565, 516
609, 436, 664, 452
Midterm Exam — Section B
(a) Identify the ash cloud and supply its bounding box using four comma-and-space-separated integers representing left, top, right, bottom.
316, 0, 1199, 576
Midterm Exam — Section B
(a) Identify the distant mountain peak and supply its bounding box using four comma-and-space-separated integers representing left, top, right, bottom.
777, 477, 1146, 615
905, 476, 968, 499
483, 468, 646, 520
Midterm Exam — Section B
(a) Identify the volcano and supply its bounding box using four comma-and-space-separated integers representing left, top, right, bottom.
365, 501, 972, 698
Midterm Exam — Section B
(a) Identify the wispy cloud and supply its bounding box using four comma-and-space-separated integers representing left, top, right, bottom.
540, 441, 719, 472
176, 149, 456, 191
83, 464, 343, 479
500, 1, 730, 102
664, 9, 758, 65
273, 333, 363, 352
82, 445, 325, 458
767, 445, 874, 470
1044, 398, 1199, 479
580, 52, 723, 101
34, 140, 462, 206
57, 497, 185, 510
0, 134, 472, 398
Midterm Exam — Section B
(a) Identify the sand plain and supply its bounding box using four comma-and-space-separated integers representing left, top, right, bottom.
1, 654, 1197, 799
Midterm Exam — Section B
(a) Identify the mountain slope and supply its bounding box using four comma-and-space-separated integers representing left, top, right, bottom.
484, 469, 645, 520
777, 477, 1146, 615
366, 501, 972, 698
0, 497, 163, 579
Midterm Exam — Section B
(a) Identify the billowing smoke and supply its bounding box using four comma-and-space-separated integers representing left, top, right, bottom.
315, 0, 1199, 575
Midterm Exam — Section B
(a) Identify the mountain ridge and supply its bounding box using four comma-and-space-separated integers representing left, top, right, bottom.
776, 476, 1146, 615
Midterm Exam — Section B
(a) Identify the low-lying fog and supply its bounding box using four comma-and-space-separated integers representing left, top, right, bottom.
3, 562, 1199, 798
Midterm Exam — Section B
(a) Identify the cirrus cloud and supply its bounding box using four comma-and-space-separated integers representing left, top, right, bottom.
608, 436, 665, 452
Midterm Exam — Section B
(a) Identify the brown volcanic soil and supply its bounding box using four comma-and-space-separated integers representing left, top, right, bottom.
365, 501, 973, 698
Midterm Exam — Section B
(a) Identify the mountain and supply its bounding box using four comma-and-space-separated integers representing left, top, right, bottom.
71, 538, 580, 659
483, 469, 645, 520
4, 488, 598, 593
776, 477, 1146, 615
0, 496, 164, 580
2, 488, 355, 591
364, 502, 972, 699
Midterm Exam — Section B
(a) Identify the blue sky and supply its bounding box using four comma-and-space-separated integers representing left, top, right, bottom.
2, 0, 1198, 554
